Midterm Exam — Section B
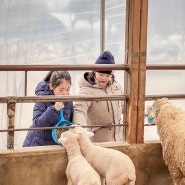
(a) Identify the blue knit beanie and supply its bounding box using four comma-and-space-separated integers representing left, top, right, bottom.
95, 50, 115, 74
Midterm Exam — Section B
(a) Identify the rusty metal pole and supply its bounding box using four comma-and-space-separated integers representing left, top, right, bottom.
7, 98, 16, 149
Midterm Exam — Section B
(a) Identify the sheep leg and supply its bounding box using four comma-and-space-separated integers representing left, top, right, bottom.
171, 170, 185, 185
125, 180, 135, 185
180, 177, 185, 185
101, 177, 105, 185
173, 177, 181, 185
67, 179, 73, 185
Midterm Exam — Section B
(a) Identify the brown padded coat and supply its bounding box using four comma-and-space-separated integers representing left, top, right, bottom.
72, 72, 124, 142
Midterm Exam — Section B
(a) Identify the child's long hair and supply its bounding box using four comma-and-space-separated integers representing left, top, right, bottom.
44, 71, 71, 88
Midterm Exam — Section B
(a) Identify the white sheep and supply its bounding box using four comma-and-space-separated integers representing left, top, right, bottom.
58, 130, 101, 185
71, 126, 136, 185
150, 98, 185, 185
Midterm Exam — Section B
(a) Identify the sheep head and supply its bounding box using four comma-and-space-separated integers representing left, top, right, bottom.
58, 130, 71, 146
152, 98, 169, 119
58, 130, 79, 146
72, 127, 94, 138
146, 106, 155, 124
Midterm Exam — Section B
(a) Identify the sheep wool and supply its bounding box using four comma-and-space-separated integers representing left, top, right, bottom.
151, 98, 185, 185
58, 130, 101, 185
71, 127, 136, 185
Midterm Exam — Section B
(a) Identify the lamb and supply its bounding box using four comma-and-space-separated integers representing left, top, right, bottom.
70, 126, 136, 185
58, 130, 101, 185
150, 97, 185, 185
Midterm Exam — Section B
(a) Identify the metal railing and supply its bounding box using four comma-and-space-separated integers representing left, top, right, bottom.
0, 95, 128, 149
1, 64, 185, 149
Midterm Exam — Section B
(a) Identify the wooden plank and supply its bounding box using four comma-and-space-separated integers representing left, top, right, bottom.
125, 0, 141, 143
125, 0, 148, 144
137, 0, 148, 143
7, 100, 16, 149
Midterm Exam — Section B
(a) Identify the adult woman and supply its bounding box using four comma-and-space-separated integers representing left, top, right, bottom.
23, 71, 73, 146
73, 51, 124, 142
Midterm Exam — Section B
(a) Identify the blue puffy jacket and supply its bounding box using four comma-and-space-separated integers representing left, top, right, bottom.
23, 81, 74, 146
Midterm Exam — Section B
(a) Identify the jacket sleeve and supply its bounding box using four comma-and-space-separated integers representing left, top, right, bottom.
72, 100, 92, 126
33, 102, 60, 127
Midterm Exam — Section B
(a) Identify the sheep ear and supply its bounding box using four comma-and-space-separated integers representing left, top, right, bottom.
58, 137, 66, 144
69, 127, 74, 132
86, 131, 94, 138
69, 124, 79, 131
74, 132, 82, 139
74, 127, 83, 135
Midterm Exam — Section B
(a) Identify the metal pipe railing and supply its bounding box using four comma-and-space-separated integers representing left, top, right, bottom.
2, 93, 185, 149
146, 64, 185, 70
1, 64, 185, 71
1, 64, 185, 149
0, 95, 128, 103
145, 94, 185, 100
1, 95, 128, 149
0, 64, 128, 71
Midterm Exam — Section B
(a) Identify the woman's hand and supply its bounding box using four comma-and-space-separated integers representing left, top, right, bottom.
55, 102, 64, 111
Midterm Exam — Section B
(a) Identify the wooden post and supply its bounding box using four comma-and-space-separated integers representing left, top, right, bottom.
7, 98, 16, 149
125, 0, 148, 144
137, 0, 148, 143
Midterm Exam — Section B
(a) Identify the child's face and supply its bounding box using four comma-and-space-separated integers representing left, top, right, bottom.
49, 80, 71, 95
95, 72, 112, 83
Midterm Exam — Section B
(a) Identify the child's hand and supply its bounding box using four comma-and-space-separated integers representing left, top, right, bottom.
55, 102, 64, 111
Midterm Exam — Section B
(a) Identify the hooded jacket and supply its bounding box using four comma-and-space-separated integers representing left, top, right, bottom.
23, 81, 73, 146
72, 72, 124, 142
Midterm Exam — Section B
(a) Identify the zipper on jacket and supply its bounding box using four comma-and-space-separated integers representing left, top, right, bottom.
109, 86, 116, 140
105, 88, 110, 112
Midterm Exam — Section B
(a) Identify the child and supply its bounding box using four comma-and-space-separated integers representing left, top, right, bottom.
23, 71, 73, 146
73, 51, 124, 142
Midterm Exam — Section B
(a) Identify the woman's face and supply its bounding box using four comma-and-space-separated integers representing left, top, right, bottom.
94, 72, 112, 83
49, 80, 71, 95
